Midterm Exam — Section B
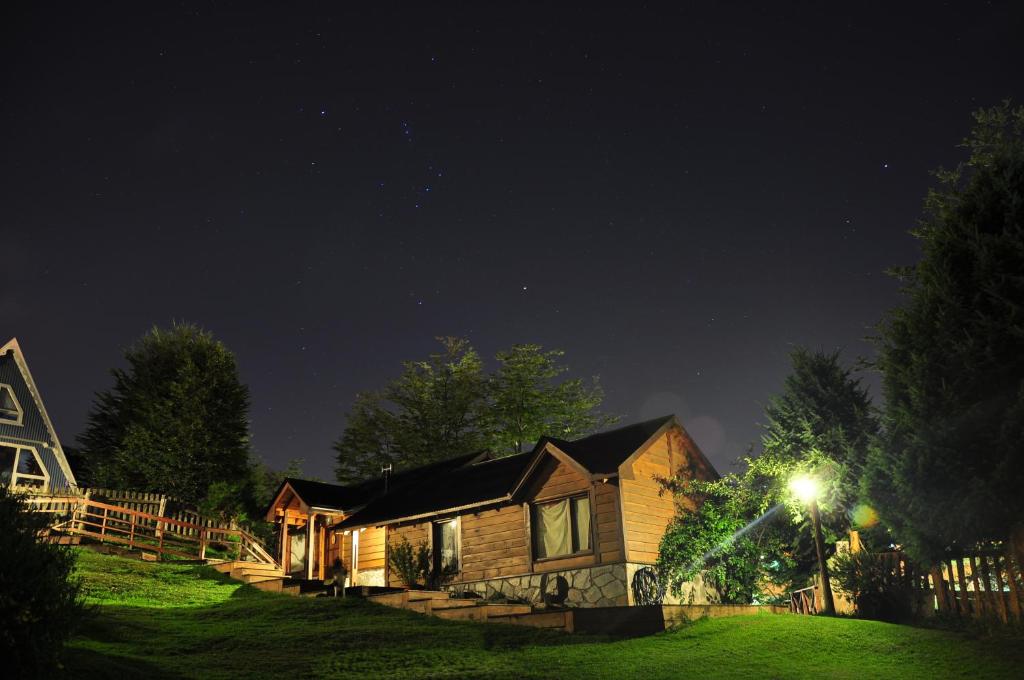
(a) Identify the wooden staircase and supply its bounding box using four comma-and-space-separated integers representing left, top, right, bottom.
210, 560, 300, 595
366, 590, 575, 632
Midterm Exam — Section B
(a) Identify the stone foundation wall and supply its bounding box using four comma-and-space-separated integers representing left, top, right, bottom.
625, 562, 717, 606
450, 564, 629, 608
353, 567, 385, 587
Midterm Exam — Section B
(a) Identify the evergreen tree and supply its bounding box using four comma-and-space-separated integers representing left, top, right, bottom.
657, 348, 878, 601
866, 102, 1024, 561
334, 337, 487, 483
79, 323, 252, 506
333, 339, 616, 482
486, 344, 616, 455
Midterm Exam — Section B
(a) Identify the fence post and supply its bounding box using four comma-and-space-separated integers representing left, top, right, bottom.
968, 556, 986, 618
199, 527, 207, 561
129, 512, 136, 549
156, 495, 167, 539
101, 506, 109, 539
1005, 553, 1022, 622
954, 558, 971, 617
991, 555, 1009, 624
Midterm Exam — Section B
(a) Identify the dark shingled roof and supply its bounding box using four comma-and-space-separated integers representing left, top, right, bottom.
336, 452, 531, 529
544, 415, 674, 475
334, 416, 681, 529
266, 451, 484, 517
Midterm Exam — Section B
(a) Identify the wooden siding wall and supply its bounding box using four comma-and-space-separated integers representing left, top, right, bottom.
460, 505, 529, 581
620, 430, 676, 564
595, 481, 623, 563
525, 455, 602, 572
620, 427, 715, 564
358, 526, 386, 571
534, 458, 589, 500
387, 521, 430, 587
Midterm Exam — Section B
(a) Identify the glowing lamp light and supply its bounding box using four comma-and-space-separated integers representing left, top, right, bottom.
789, 476, 819, 504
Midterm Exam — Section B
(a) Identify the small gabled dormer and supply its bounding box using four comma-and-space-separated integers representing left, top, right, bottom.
0, 384, 24, 426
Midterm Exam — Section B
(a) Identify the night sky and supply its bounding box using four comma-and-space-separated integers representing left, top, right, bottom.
3, 3, 1022, 480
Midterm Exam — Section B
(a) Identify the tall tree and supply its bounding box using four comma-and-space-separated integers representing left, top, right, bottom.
866, 103, 1024, 562
334, 337, 487, 483
79, 323, 252, 505
657, 348, 878, 602
333, 339, 616, 483
486, 344, 616, 455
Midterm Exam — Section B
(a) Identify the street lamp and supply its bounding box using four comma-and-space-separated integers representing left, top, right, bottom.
790, 475, 836, 616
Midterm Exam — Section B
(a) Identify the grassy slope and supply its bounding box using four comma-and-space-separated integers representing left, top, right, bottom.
66, 550, 1023, 679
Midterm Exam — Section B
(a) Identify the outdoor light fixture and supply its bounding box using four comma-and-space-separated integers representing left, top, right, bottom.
789, 476, 819, 503
790, 473, 836, 616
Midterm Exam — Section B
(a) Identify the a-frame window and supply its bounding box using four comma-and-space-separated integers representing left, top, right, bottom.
0, 384, 23, 425
0, 444, 49, 489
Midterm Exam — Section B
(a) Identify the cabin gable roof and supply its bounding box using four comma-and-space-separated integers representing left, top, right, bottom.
0, 338, 77, 487
336, 415, 715, 531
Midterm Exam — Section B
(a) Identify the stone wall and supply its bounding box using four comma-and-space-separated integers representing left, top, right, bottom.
625, 562, 718, 606
353, 567, 385, 587
451, 564, 629, 608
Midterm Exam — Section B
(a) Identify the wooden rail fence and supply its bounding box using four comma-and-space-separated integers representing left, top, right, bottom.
789, 586, 818, 615
789, 547, 1024, 623
23, 492, 276, 565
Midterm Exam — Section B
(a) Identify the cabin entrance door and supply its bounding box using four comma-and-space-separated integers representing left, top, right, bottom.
288, 530, 306, 576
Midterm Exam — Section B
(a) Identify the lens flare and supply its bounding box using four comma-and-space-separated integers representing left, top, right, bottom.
851, 504, 879, 528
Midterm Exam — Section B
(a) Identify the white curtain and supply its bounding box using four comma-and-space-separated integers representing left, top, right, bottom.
573, 496, 591, 552
535, 499, 570, 558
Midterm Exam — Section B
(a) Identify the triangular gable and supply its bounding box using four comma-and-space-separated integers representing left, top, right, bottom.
0, 338, 77, 487
265, 480, 310, 520
616, 416, 678, 480
509, 438, 594, 499
509, 415, 718, 494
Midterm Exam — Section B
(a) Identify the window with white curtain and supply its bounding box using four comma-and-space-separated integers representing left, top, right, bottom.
532, 495, 591, 559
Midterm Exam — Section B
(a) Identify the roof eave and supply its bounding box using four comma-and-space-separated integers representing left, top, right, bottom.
335, 494, 512, 531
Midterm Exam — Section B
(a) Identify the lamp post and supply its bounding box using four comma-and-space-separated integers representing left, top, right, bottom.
790, 476, 836, 616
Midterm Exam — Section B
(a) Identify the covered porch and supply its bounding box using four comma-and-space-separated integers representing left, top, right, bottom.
265, 479, 347, 581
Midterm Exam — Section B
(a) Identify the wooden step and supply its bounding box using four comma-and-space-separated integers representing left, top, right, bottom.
242, 573, 284, 584
236, 567, 285, 579
212, 560, 281, 576
407, 590, 451, 602
248, 578, 284, 593
429, 598, 479, 610
367, 592, 409, 608
230, 566, 283, 581
432, 603, 533, 621
493, 610, 574, 632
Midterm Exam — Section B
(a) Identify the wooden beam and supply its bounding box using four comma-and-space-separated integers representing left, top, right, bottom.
306, 513, 316, 580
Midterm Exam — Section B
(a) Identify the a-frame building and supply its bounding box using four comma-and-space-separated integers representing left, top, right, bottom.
0, 338, 77, 491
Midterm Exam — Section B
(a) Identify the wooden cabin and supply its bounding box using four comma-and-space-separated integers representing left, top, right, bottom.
0, 338, 77, 493
263, 453, 481, 585
264, 477, 381, 581
331, 415, 719, 607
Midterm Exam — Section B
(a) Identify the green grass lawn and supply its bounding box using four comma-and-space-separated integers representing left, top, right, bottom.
65, 549, 1023, 679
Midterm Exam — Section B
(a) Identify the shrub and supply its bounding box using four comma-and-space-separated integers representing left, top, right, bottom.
831, 549, 915, 622
388, 538, 420, 588
387, 538, 458, 590
0, 486, 89, 677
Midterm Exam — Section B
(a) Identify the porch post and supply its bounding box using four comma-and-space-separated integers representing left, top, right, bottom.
280, 512, 289, 569
306, 513, 316, 580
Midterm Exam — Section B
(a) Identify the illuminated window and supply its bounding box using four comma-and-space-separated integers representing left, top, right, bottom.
532, 495, 591, 559
0, 385, 23, 425
432, 519, 459, 572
